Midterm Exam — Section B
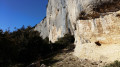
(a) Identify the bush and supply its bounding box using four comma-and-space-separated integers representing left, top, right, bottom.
0, 26, 75, 67
105, 61, 120, 67
52, 34, 75, 51
56, 34, 74, 45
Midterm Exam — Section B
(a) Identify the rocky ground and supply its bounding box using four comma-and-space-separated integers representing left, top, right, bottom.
41, 49, 107, 67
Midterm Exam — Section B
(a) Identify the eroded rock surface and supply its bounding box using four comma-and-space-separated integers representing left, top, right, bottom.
35, 0, 120, 62
34, 18, 49, 39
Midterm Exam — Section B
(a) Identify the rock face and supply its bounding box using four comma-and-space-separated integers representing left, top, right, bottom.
34, 18, 49, 39
74, 11, 120, 62
35, 0, 120, 62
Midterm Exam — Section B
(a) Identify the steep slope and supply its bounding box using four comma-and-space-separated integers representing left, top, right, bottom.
35, 0, 120, 62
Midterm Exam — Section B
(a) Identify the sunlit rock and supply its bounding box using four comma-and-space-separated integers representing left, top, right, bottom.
35, 0, 120, 62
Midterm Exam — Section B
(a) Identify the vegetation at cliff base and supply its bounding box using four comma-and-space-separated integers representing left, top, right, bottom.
104, 61, 120, 67
0, 26, 75, 67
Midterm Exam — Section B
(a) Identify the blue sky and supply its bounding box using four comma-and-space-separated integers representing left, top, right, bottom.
0, 0, 48, 31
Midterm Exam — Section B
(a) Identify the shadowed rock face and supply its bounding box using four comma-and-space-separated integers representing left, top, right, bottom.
35, 0, 120, 62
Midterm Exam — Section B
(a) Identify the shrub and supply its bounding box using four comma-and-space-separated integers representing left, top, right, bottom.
52, 34, 75, 51
0, 26, 75, 67
56, 34, 74, 45
105, 61, 120, 67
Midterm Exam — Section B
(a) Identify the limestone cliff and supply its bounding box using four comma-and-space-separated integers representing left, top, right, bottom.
34, 18, 49, 39
35, 0, 120, 62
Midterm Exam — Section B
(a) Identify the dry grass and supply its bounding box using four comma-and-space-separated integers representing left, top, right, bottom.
77, 0, 120, 20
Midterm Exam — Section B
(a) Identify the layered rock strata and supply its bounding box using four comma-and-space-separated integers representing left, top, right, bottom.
35, 0, 120, 62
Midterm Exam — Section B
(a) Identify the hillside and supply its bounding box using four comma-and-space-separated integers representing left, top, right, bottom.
35, 0, 120, 65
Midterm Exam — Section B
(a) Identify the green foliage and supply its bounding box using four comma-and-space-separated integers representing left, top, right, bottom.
0, 26, 44, 67
105, 61, 120, 67
0, 26, 75, 67
53, 34, 75, 50
56, 34, 74, 45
